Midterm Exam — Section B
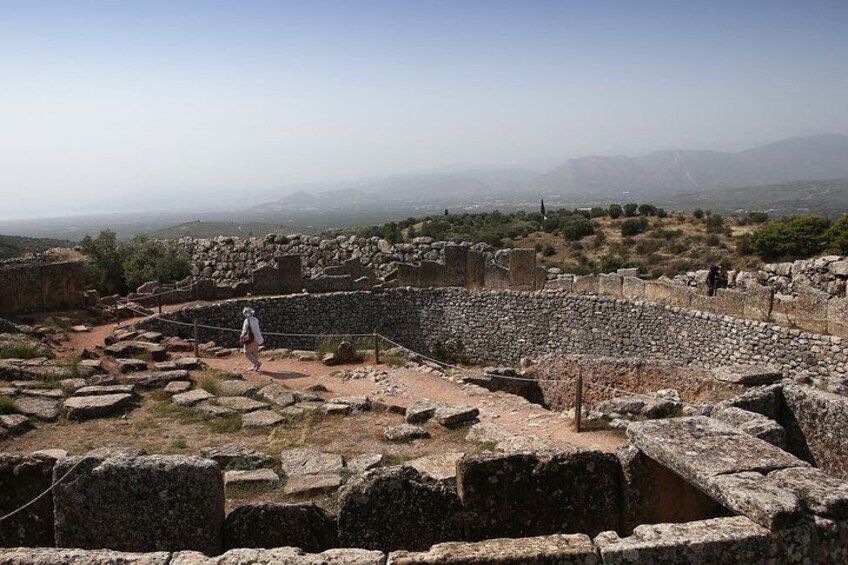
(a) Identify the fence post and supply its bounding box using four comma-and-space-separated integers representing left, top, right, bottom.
575, 370, 583, 433
373, 330, 380, 364
193, 318, 199, 358
157, 294, 162, 315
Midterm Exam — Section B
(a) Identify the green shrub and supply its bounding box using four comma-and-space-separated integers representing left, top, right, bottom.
750, 216, 830, 260
826, 215, 848, 255
559, 216, 595, 241
623, 203, 639, 217
620, 217, 649, 237
608, 204, 623, 219
0, 395, 14, 414
705, 214, 725, 234
542, 244, 556, 257
692, 208, 704, 220
0, 343, 43, 360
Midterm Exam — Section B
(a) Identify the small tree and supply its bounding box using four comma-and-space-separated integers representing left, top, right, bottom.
749, 216, 830, 260
540, 199, 546, 218
637, 204, 657, 216
826, 215, 848, 255
559, 215, 595, 241
80, 230, 127, 295
623, 203, 639, 217
692, 208, 704, 220
608, 204, 623, 219
122, 236, 192, 291
621, 217, 649, 237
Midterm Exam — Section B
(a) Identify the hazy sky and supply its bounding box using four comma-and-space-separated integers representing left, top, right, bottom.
1, 0, 847, 219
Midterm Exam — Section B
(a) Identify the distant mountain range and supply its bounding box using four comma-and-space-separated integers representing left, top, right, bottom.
255, 134, 848, 212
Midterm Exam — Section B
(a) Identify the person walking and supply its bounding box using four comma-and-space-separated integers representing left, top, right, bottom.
240, 307, 264, 372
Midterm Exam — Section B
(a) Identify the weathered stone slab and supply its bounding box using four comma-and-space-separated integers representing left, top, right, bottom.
713, 365, 783, 386
0, 454, 55, 547
330, 395, 370, 411
216, 396, 269, 413
123, 370, 190, 388
280, 448, 343, 477
104, 341, 167, 362
257, 383, 298, 407
782, 384, 848, 480
769, 467, 848, 519
12, 396, 60, 421
387, 534, 598, 564
434, 404, 479, 427
53, 455, 224, 554
596, 516, 814, 564
173, 389, 215, 407
457, 450, 621, 540
338, 466, 463, 552
347, 453, 384, 473
200, 444, 275, 470
223, 503, 338, 552
115, 358, 150, 373
175, 357, 202, 370
703, 471, 805, 530
405, 452, 463, 483
224, 468, 280, 487
63, 393, 135, 420
194, 402, 236, 418
383, 424, 429, 442
171, 547, 384, 565
241, 410, 284, 428
284, 473, 342, 496
218, 380, 261, 398
627, 417, 806, 481
74, 384, 135, 396
164, 381, 193, 394
711, 407, 786, 448
404, 400, 438, 424
0, 548, 171, 564
20, 388, 64, 399
0, 413, 31, 434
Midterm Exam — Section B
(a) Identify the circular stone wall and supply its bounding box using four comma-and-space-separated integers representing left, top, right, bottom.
139, 288, 846, 376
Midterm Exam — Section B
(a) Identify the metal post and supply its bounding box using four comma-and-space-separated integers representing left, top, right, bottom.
193, 318, 199, 358
373, 331, 380, 364
575, 370, 583, 433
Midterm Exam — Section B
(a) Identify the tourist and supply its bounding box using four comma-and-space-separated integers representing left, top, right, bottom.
240, 307, 264, 372
706, 265, 719, 296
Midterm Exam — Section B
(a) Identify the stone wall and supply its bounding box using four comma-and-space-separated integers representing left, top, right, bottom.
0, 260, 87, 315
139, 288, 848, 378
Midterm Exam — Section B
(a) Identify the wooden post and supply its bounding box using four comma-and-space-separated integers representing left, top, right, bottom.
373, 331, 380, 364
575, 371, 583, 433
157, 294, 162, 315
193, 319, 199, 358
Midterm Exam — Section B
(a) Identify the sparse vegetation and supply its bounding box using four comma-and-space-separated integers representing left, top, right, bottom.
0, 395, 15, 414
0, 342, 44, 360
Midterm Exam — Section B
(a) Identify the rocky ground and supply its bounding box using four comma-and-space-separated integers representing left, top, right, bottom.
0, 309, 624, 514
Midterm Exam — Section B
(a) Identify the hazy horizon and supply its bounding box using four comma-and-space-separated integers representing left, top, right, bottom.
1, 0, 847, 220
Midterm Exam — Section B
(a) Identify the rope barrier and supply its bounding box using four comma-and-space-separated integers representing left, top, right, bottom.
0, 457, 88, 523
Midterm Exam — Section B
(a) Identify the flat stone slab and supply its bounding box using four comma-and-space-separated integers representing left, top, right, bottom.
0, 413, 31, 434
115, 358, 148, 373
170, 548, 384, 565
241, 410, 284, 428
280, 448, 344, 477
769, 467, 848, 518
405, 400, 439, 424
257, 383, 298, 407
64, 394, 135, 420
200, 444, 275, 469
193, 402, 236, 418
123, 370, 191, 388
347, 453, 384, 473
74, 384, 136, 396
216, 396, 269, 412
703, 471, 805, 530
104, 341, 167, 362
224, 468, 280, 487
173, 389, 215, 407
58, 378, 87, 392
33, 448, 68, 459
713, 365, 783, 386
153, 361, 179, 371
164, 381, 192, 394
406, 452, 464, 483
0, 548, 171, 565
465, 422, 512, 444
388, 533, 597, 564
284, 473, 342, 496
175, 357, 202, 370
384, 424, 430, 442
322, 402, 352, 415
434, 404, 479, 427
330, 395, 370, 411
627, 417, 806, 480
218, 380, 261, 397
712, 407, 786, 448
12, 396, 60, 421
20, 388, 64, 399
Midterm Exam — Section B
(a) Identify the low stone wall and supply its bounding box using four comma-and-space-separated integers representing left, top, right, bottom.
0, 260, 87, 315
140, 288, 848, 378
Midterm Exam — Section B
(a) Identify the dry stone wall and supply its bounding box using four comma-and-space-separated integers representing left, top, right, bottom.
140, 287, 848, 378
0, 260, 86, 315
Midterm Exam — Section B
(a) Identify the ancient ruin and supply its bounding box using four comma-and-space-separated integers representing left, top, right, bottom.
1, 236, 848, 564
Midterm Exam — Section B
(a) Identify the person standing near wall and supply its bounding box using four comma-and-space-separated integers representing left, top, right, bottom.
240, 307, 264, 372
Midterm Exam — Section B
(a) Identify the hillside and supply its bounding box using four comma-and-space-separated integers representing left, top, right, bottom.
0, 234, 74, 260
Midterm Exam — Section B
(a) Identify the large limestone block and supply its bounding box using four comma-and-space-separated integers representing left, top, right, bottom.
598, 273, 623, 297
456, 450, 621, 540
703, 472, 805, 530
711, 407, 786, 448
224, 503, 337, 551
123, 370, 191, 388
63, 393, 135, 420
337, 466, 463, 552
171, 547, 385, 565
53, 455, 224, 554
508, 249, 536, 290
595, 516, 814, 565
279, 448, 343, 477
771, 288, 829, 334
743, 284, 773, 322
782, 385, 848, 480
103, 340, 167, 362
769, 467, 848, 519
0, 548, 171, 564
0, 454, 55, 547
627, 417, 805, 482
621, 276, 645, 300
827, 296, 848, 338
387, 534, 599, 564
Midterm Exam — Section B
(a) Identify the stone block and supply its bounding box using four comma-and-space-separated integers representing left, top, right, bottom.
621, 277, 645, 300
598, 274, 623, 297
743, 284, 773, 322
535, 265, 547, 291
827, 296, 848, 338
508, 249, 536, 290
63, 393, 135, 420
782, 385, 848, 480
457, 450, 621, 540
0, 548, 171, 564
405, 452, 464, 484
0, 454, 55, 547
418, 261, 445, 288
277, 254, 303, 294
572, 275, 599, 295
483, 265, 510, 289
53, 455, 225, 554
712, 365, 783, 386
465, 251, 485, 290
224, 503, 337, 551
771, 288, 829, 334
170, 548, 385, 565
396, 263, 420, 287
443, 246, 467, 287
711, 407, 786, 448
387, 534, 599, 564
666, 284, 693, 308
768, 467, 848, 519
643, 280, 673, 303
703, 471, 805, 530
546, 276, 574, 292
337, 466, 463, 552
